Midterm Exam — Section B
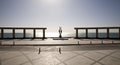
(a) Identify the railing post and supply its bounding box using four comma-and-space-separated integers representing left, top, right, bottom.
107, 28, 109, 38
23, 29, 26, 38
33, 29, 36, 39
1, 29, 3, 39
96, 29, 98, 38
43, 29, 45, 39
86, 29, 88, 38
13, 29, 15, 39
76, 29, 78, 38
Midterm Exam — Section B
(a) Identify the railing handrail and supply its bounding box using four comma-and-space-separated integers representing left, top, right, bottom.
0, 27, 47, 29
74, 27, 120, 29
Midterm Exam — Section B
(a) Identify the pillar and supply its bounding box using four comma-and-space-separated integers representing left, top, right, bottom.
96, 29, 98, 38
75, 29, 78, 38
1, 29, 3, 39
23, 29, 26, 38
33, 29, 36, 38
86, 29, 88, 38
43, 29, 45, 39
13, 29, 15, 39
107, 28, 109, 38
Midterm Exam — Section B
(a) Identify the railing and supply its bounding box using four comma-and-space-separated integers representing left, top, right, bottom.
74, 27, 120, 39
0, 27, 47, 39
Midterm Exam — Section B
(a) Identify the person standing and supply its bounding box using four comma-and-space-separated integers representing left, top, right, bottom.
59, 27, 62, 38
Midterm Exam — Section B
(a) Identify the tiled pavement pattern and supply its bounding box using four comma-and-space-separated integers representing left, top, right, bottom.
0, 39, 120, 65
0, 47, 120, 65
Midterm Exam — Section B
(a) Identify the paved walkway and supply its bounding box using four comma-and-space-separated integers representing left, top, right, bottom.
0, 39, 120, 65
0, 45, 120, 65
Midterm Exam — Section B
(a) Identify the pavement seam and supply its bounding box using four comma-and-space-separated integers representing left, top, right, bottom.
110, 55, 120, 60
55, 51, 80, 65
55, 56, 67, 65
91, 50, 117, 65
2, 54, 22, 61
81, 54, 103, 65
97, 50, 120, 60
71, 51, 88, 55
19, 50, 34, 65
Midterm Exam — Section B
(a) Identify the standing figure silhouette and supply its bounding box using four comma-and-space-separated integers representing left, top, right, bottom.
59, 27, 62, 38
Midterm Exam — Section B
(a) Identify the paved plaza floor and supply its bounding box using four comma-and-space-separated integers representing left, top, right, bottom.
0, 39, 120, 65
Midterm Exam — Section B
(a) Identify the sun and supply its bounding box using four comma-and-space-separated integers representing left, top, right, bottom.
40, 0, 63, 5
43, 0, 59, 3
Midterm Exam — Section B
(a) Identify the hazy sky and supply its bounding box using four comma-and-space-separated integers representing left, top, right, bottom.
0, 0, 120, 32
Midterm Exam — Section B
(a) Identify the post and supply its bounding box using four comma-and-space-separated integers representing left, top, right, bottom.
13, 29, 15, 39
33, 29, 36, 39
75, 29, 78, 38
119, 28, 120, 39
107, 28, 109, 38
0, 41, 2, 45
38, 48, 41, 54
23, 29, 26, 38
1, 29, 4, 39
78, 41, 79, 45
96, 29, 98, 38
59, 48, 61, 54
43, 29, 45, 39
86, 29, 88, 38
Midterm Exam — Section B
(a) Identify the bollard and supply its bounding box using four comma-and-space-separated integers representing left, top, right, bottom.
78, 41, 79, 45
0, 41, 2, 46
13, 41, 15, 46
112, 40, 114, 44
59, 48, 61, 54
101, 40, 103, 44
38, 48, 41, 54
90, 40, 92, 44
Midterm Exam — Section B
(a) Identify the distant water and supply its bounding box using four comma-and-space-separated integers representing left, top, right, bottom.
0, 33, 119, 38
78, 33, 119, 38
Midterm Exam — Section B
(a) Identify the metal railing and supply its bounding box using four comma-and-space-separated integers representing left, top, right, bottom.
74, 27, 120, 39
0, 27, 47, 39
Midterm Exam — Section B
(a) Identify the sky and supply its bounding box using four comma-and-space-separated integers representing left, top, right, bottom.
0, 0, 120, 33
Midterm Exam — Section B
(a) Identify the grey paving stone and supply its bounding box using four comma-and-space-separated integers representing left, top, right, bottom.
110, 51, 120, 59
83, 51, 106, 61
96, 50, 115, 55
0, 51, 22, 61
58, 63, 65, 65
93, 62, 102, 65
99, 56, 120, 65
72, 51, 87, 55
32, 53, 60, 65
65, 55, 94, 65
21, 62, 32, 65
25, 52, 42, 60
2, 55, 28, 65
55, 52, 77, 62
0, 51, 9, 55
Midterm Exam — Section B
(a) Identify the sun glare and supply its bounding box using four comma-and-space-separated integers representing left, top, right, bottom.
40, 0, 63, 5
36, 32, 70, 37
46, 32, 59, 37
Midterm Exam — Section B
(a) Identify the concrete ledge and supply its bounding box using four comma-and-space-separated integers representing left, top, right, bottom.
53, 38, 69, 40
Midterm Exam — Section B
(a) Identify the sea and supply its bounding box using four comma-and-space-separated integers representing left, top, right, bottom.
0, 32, 119, 38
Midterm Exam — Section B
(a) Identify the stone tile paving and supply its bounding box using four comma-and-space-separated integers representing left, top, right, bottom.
0, 39, 120, 65
0, 49, 120, 65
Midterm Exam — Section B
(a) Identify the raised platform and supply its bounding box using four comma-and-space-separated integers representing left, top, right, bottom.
53, 37, 69, 40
